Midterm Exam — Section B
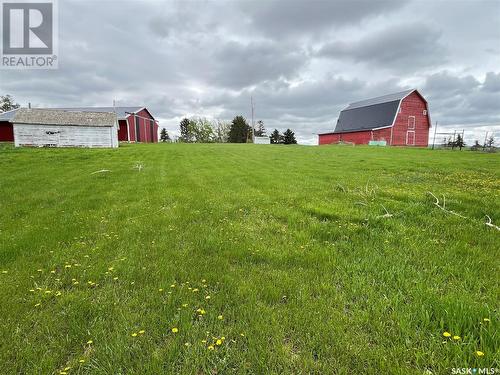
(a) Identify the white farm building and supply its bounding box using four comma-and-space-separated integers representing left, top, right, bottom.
254, 136, 270, 144
12, 109, 118, 148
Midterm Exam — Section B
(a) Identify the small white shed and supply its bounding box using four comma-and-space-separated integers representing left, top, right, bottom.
254, 136, 270, 144
12, 109, 118, 148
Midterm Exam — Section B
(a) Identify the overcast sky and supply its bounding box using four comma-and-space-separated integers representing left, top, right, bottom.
2, 0, 499, 144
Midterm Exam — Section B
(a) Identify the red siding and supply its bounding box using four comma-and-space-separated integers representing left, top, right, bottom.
118, 120, 128, 141
391, 91, 430, 146
126, 108, 158, 143
318, 91, 430, 147
0, 121, 14, 142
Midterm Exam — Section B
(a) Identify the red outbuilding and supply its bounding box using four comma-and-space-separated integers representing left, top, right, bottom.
0, 106, 159, 143
318, 89, 431, 146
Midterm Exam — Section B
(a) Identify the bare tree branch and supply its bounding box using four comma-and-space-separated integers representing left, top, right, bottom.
427, 192, 467, 219
485, 215, 500, 231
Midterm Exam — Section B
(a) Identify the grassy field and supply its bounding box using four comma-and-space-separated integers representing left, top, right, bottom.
0, 143, 498, 374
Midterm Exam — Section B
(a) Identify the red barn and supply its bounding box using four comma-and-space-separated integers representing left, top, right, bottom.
318, 89, 431, 146
0, 106, 159, 143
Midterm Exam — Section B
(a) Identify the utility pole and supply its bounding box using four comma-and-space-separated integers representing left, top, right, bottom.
250, 96, 255, 143
432, 121, 438, 150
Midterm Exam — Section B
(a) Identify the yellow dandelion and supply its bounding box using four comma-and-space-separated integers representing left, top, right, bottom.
86, 340, 93, 344
221, 336, 225, 341
217, 315, 223, 320
216, 339, 222, 346
184, 342, 190, 346
65, 264, 71, 268
35, 303, 41, 307
171, 327, 179, 333
443, 332, 451, 338
131, 333, 138, 337
240, 333, 245, 337
1, 270, 7, 274
113, 277, 118, 281
192, 288, 199, 292
50, 270, 56, 274
29, 289, 35, 292
182, 303, 188, 307
476, 351, 484, 357
138, 330, 145, 335
158, 288, 164, 292
208, 345, 214, 350
202, 279, 206, 283
205, 295, 211, 300
64, 367, 71, 371
78, 359, 85, 363
60, 372, 67, 375
453, 335, 461, 340
108, 267, 114, 271
37, 269, 43, 272
170, 284, 175, 288
201, 339, 207, 343
44, 290, 52, 294
483, 318, 490, 323
73, 281, 79, 285
55, 291, 62, 296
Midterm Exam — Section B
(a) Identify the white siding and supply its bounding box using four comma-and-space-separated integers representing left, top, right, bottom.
254, 136, 270, 144
13, 123, 118, 148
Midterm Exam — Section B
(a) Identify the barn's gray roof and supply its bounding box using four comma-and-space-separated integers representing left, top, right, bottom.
0, 106, 144, 121
333, 89, 417, 133
12, 108, 117, 127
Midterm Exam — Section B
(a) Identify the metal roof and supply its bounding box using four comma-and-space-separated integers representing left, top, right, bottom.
0, 106, 144, 121
12, 108, 117, 127
333, 89, 416, 133
345, 89, 414, 110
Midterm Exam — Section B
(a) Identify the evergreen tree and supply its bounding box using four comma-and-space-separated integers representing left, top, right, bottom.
270, 129, 281, 144
255, 120, 266, 136
179, 118, 191, 142
0, 95, 20, 113
160, 128, 170, 142
454, 134, 465, 150
282, 129, 297, 145
228, 116, 251, 143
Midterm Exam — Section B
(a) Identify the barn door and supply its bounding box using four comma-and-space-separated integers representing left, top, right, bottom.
135, 116, 140, 142
408, 116, 415, 129
406, 131, 415, 145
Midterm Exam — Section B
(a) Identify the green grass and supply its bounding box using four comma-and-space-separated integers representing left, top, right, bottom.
0, 143, 498, 374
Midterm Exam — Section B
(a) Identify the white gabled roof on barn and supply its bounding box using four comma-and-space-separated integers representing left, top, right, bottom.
12, 108, 117, 127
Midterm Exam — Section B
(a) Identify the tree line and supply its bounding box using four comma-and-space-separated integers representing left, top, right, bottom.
161, 116, 297, 144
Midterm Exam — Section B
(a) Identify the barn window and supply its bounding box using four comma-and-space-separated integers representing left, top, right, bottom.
423, 110, 427, 115
150, 119, 154, 142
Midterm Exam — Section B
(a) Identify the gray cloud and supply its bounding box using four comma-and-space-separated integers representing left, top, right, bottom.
317, 23, 446, 71
239, 0, 407, 38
